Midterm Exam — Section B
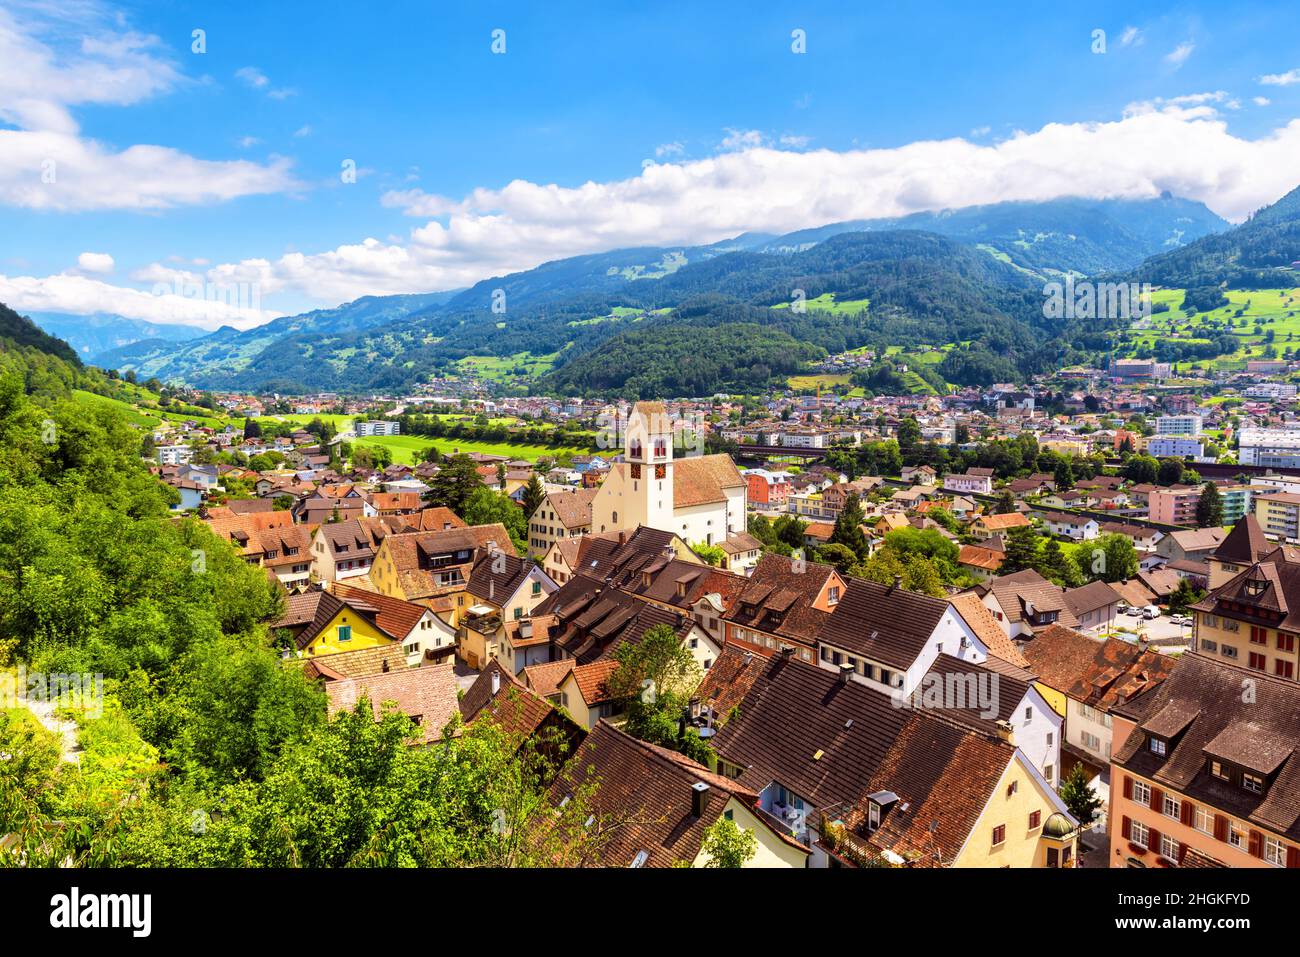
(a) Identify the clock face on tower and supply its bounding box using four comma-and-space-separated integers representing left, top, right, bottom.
655, 464, 667, 480
631, 463, 642, 479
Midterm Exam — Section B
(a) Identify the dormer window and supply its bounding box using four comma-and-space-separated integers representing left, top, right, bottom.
1149, 737, 1167, 757
1245, 577, 1267, 598
1243, 772, 1265, 794
867, 802, 881, 832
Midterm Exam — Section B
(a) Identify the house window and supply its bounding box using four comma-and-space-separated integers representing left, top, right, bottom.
338, 625, 352, 642
1228, 825, 1245, 850
1029, 810, 1041, 829
1250, 626, 1268, 645
1210, 760, 1228, 781
868, 802, 881, 832
991, 825, 1006, 847
1279, 660, 1296, 680
1249, 652, 1267, 672
1243, 773, 1264, 794
1132, 780, 1151, 806
1162, 795, 1181, 820
1082, 731, 1102, 752
1279, 633, 1296, 653
1265, 837, 1286, 867
1024, 706, 1032, 722
1130, 821, 1149, 849
1006, 780, 1018, 798
532, 581, 542, 597
1150, 737, 1166, 756
1221, 644, 1239, 660
1160, 834, 1179, 861
1194, 805, 1213, 834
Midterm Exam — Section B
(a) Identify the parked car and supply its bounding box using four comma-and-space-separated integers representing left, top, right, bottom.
1142, 605, 1160, 619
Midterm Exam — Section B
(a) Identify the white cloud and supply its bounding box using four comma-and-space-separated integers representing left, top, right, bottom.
1119, 26, 1144, 47
969, 126, 991, 137
293, 125, 313, 137
778, 134, 811, 148
76, 252, 114, 274
718, 128, 766, 152
1260, 68, 1300, 87
1165, 42, 1195, 67
654, 141, 684, 158
0, 271, 279, 329
17, 107, 1300, 325
236, 65, 294, 99
1255, 96, 1272, 106
0, 4, 299, 211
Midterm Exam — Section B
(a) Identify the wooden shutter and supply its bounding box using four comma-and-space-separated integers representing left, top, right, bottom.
1149, 787, 1163, 812
1288, 845, 1300, 869
1180, 801, 1194, 827
1214, 815, 1228, 842
1249, 830, 1265, 858
1122, 776, 1133, 800
1121, 816, 1132, 840
1148, 827, 1161, 852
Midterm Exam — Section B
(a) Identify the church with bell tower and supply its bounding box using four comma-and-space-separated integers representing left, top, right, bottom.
590, 401, 747, 546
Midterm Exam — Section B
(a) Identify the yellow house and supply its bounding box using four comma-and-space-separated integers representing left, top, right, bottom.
690, 795, 811, 868
295, 582, 458, 665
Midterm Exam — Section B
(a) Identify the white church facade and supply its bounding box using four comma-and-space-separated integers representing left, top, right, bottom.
590, 402, 746, 546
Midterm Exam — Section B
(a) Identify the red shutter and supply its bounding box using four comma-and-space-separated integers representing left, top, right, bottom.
1249, 830, 1265, 859
1150, 787, 1163, 812
1123, 776, 1133, 800
1214, 815, 1228, 842
1288, 846, 1300, 869
1121, 816, 1132, 840
1180, 801, 1194, 827
1148, 827, 1161, 852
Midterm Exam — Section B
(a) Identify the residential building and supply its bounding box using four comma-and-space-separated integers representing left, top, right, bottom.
527, 486, 598, 555
1109, 654, 1300, 869
354, 420, 401, 436
1149, 486, 1202, 526
1256, 491, 1300, 543
1239, 428, 1300, 469
1155, 415, 1203, 436
1147, 436, 1204, 459
1190, 545, 1300, 681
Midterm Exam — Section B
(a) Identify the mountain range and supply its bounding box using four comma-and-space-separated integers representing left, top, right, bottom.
16, 189, 1300, 397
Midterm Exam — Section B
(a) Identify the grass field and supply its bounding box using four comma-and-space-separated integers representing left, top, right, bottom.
354, 433, 594, 465
455, 351, 563, 380
770, 292, 870, 315
1121, 286, 1300, 371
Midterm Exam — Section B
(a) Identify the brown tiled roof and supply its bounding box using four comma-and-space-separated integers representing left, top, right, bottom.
546, 720, 780, 868
673, 454, 745, 507
1213, 514, 1270, 566
520, 658, 575, 699
950, 593, 1029, 668
1113, 654, 1300, 840
976, 513, 1030, 531
467, 549, 536, 606
1062, 580, 1121, 618
724, 553, 835, 647
273, 591, 326, 629
301, 643, 410, 680
1191, 550, 1300, 632
982, 569, 1079, 631
1021, 625, 1175, 711
819, 577, 947, 669
408, 506, 467, 531
957, 544, 1004, 572
379, 524, 511, 599
920, 654, 1034, 733
332, 581, 428, 638
460, 660, 564, 744
545, 487, 598, 529
324, 662, 460, 744
857, 711, 1016, 867
570, 659, 620, 705
694, 645, 766, 719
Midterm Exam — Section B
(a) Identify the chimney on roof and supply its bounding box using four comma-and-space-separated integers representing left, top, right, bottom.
618, 530, 627, 547
838, 662, 854, 684
891, 574, 902, 592
994, 719, 1015, 744
691, 781, 710, 818
490, 669, 500, 695
779, 646, 795, 662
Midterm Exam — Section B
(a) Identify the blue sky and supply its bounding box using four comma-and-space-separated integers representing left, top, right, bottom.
2, 0, 1299, 327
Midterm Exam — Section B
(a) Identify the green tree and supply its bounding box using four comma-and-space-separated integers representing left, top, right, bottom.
691, 541, 726, 567
1058, 762, 1102, 826
1157, 457, 1184, 486
1195, 481, 1223, 528
462, 486, 527, 553
424, 453, 481, 517
829, 493, 870, 559
1000, 525, 1041, 574
521, 474, 546, 519
699, 816, 758, 868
